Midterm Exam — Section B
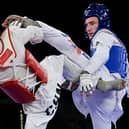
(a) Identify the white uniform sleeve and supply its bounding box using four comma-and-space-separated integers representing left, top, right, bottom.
36, 21, 90, 69
84, 31, 114, 74
27, 26, 44, 43
9, 25, 44, 45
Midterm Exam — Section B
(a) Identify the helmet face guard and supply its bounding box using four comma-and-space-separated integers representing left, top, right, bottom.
83, 3, 111, 39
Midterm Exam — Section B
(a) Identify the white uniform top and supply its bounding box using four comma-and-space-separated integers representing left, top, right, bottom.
84, 29, 126, 75
0, 25, 44, 88
72, 29, 127, 126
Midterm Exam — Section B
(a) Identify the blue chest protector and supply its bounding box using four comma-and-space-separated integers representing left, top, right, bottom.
90, 45, 127, 78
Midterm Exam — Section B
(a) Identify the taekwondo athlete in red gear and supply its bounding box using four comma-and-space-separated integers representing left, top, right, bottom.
0, 20, 86, 129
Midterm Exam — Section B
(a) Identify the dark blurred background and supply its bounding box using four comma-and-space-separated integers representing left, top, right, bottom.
0, 0, 129, 129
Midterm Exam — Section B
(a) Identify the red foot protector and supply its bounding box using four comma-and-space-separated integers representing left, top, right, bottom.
0, 80, 35, 104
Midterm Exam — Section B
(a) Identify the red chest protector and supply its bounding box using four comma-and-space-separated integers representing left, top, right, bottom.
0, 26, 48, 104
25, 49, 48, 84
0, 50, 48, 104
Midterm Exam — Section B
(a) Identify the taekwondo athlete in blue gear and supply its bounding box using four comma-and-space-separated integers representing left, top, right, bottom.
85, 3, 127, 79
72, 3, 129, 129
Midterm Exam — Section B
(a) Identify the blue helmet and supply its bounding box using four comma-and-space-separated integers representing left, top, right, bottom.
83, 3, 111, 38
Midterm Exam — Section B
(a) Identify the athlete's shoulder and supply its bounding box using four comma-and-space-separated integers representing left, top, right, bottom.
93, 29, 114, 43
95, 29, 113, 38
